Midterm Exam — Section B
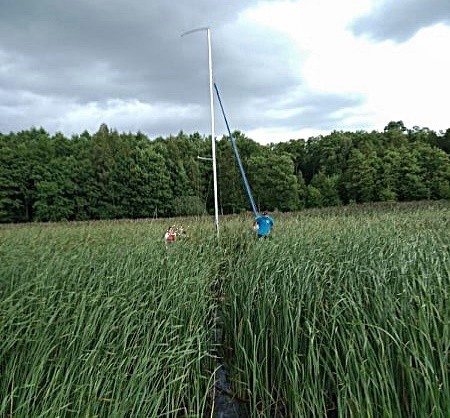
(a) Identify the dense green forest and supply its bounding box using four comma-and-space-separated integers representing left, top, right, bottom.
1, 121, 449, 223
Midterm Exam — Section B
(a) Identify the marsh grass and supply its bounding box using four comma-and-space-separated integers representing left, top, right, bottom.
221, 205, 450, 417
0, 219, 220, 417
1, 203, 449, 417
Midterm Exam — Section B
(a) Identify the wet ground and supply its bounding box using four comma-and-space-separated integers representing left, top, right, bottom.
213, 364, 247, 418
212, 304, 247, 418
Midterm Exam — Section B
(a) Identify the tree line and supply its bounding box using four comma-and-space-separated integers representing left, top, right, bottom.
0, 121, 449, 223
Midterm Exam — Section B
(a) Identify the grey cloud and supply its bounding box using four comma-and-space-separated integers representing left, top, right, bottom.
215, 91, 365, 134
351, 0, 450, 42
0, 0, 276, 103
0, 0, 364, 141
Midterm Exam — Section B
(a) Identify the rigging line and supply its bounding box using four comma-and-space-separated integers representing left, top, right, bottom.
214, 82, 259, 218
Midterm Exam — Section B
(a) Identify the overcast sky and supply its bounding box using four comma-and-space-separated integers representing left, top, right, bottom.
1, 0, 449, 144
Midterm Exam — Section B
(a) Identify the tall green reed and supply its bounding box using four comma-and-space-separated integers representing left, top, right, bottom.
0, 220, 220, 417
221, 206, 449, 417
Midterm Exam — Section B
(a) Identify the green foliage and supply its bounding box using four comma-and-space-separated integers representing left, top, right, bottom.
33, 158, 76, 222
342, 149, 379, 203
309, 172, 341, 207
172, 195, 207, 216
412, 142, 450, 199
0, 121, 449, 223
217, 133, 266, 214
395, 147, 429, 201
247, 153, 300, 211
305, 184, 323, 208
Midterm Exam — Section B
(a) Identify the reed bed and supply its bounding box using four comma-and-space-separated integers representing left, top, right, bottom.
221, 206, 449, 417
0, 220, 220, 417
1, 203, 449, 417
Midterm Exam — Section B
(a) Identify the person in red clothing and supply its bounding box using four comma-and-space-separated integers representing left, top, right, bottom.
164, 226, 177, 245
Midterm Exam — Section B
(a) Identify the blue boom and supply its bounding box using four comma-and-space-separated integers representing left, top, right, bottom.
214, 82, 259, 218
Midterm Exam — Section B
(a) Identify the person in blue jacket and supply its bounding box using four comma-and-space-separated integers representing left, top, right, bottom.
253, 211, 274, 238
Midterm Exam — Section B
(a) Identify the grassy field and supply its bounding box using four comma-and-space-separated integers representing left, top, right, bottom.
0, 202, 449, 417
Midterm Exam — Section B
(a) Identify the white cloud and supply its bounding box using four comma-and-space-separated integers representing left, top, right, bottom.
243, 0, 450, 139
0, 88, 203, 138
55, 99, 205, 137
247, 126, 328, 143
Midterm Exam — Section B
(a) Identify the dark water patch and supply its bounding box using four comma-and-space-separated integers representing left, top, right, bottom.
211, 300, 248, 418
213, 364, 248, 418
